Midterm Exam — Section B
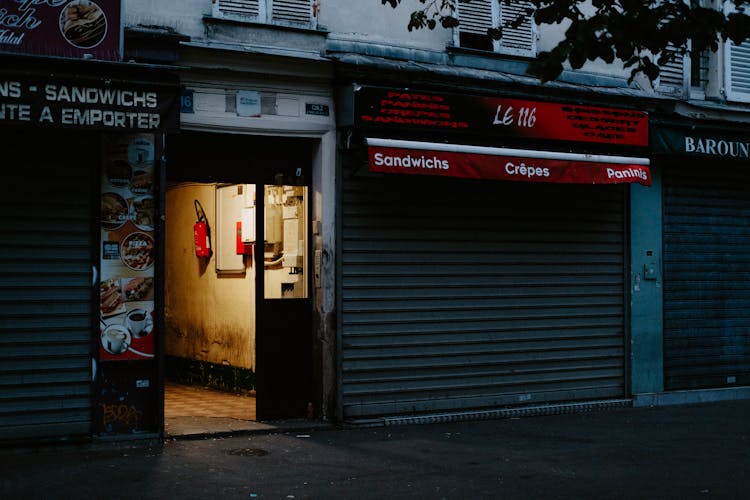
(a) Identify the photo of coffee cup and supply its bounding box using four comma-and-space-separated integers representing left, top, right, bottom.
101, 324, 130, 355
127, 308, 151, 338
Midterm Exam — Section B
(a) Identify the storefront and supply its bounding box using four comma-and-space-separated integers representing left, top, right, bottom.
337, 85, 650, 422
653, 122, 750, 391
0, 1, 179, 442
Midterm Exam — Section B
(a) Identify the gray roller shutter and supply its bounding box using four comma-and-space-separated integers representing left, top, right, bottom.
341, 166, 627, 420
663, 160, 750, 390
0, 132, 93, 441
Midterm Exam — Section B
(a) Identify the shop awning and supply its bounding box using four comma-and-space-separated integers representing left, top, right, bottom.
366, 138, 651, 186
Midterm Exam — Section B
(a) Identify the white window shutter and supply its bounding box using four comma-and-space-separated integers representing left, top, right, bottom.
214, 0, 261, 19
457, 0, 535, 56
271, 0, 315, 27
498, 1, 536, 57
725, 40, 750, 102
457, 0, 495, 37
656, 45, 688, 97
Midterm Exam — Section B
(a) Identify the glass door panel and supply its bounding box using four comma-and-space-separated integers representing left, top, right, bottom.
263, 185, 308, 299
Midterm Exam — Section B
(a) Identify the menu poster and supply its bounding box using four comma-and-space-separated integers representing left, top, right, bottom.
99, 133, 155, 361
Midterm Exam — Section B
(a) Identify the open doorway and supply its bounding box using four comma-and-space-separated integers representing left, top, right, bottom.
163, 132, 313, 435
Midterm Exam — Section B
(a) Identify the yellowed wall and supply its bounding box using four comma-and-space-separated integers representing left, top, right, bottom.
165, 183, 255, 370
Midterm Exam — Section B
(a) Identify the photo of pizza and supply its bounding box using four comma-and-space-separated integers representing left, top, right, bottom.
120, 232, 155, 271
59, 0, 107, 49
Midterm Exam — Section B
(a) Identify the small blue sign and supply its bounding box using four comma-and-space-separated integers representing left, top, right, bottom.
181, 90, 194, 114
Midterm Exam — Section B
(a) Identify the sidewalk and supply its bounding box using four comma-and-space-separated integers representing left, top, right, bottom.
1, 399, 749, 499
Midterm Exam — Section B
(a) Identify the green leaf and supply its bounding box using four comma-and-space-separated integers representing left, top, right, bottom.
569, 47, 586, 69
408, 11, 427, 32
642, 58, 660, 83
441, 16, 460, 29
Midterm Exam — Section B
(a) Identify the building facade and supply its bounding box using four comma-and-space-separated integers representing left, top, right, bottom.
1, 0, 749, 443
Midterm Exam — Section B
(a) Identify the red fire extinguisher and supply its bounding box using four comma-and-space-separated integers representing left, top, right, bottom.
193, 199, 211, 258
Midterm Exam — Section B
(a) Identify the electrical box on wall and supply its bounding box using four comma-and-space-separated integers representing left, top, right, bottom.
644, 262, 658, 280
240, 207, 256, 242
216, 184, 247, 273
235, 221, 253, 255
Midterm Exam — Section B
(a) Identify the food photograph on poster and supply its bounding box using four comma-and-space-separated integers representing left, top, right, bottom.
99, 134, 156, 361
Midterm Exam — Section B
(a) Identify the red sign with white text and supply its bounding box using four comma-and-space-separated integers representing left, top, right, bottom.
368, 146, 651, 186
355, 87, 649, 147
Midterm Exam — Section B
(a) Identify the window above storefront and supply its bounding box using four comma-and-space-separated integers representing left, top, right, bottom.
656, 0, 750, 104
453, 0, 536, 57
212, 0, 319, 29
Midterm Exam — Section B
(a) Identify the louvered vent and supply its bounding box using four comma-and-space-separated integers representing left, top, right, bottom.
217, 0, 260, 18
726, 40, 750, 102
271, 0, 311, 25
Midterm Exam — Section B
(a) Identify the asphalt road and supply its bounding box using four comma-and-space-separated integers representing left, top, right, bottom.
1, 399, 749, 499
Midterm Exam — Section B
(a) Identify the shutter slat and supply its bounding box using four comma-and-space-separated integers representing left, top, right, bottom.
217, 0, 260, 17
271, 0, 311, 24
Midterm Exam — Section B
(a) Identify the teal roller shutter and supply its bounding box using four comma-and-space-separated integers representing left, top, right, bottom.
341, 164, 627, 420
663, 160, 750, 390
0, 131, 94, 441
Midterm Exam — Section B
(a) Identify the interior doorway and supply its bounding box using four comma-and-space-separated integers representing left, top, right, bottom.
163, 132, 313, 434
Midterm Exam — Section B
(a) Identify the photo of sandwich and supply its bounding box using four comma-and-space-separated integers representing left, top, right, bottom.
59, 0, 107, 49
123, 277, 154, 302
100, 278, 125, 317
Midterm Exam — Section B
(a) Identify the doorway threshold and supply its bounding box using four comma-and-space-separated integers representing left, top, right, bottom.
165, 416, 333, 439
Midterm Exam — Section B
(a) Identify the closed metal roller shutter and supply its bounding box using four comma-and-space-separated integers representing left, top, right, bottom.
341, 167, 627, 420
0, 132, 94, 440
663, 161, 750, 390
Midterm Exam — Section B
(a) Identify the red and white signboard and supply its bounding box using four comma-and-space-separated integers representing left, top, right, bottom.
367, 138, 651, 186
355, 87, 649, 147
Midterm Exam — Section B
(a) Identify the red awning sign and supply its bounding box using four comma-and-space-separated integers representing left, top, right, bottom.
366, 138, 651, 186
